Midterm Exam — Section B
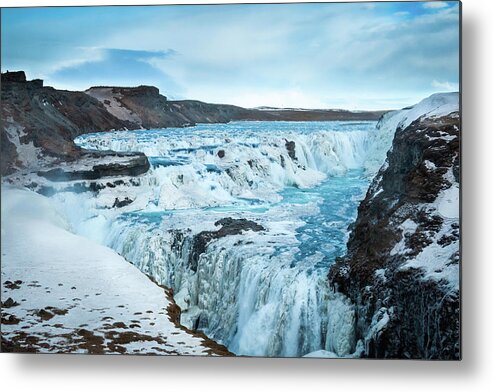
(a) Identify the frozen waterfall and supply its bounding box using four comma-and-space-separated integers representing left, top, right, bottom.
59, 121, 376, 357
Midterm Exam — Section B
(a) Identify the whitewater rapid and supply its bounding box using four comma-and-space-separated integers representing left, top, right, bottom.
52, 120, 381, 357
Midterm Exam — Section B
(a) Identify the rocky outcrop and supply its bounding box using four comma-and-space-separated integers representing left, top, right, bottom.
86, 86, 186, 128
329, 108, 460, 359
86, 86, 389, 129
1, 71, 133, 175
189, 218, 265, 271
168, 100, 253, 124
37, 151, 150, 181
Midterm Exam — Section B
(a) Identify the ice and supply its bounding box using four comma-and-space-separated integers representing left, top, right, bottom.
303, 350, 339, 358
325, 292, 356, 356
75, 121, 371, 210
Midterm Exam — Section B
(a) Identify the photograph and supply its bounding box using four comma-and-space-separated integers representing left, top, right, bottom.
1, 1, 460, 359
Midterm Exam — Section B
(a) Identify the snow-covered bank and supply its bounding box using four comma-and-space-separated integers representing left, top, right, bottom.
1, 186, 229, 355
365, 93, 459, 174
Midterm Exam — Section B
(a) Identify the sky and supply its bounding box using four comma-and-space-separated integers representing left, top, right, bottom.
1, 1, 460, 110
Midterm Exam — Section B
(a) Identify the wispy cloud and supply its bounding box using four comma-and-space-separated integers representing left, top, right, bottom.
432, 80, 459, 92
1, 3, 460, 110
423, 1, 450, 9
50, 48, 181, 94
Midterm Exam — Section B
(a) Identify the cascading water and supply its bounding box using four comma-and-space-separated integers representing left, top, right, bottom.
54, 120, 377, 357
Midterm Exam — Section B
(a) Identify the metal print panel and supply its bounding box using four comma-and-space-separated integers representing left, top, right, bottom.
0, 1, 461, 359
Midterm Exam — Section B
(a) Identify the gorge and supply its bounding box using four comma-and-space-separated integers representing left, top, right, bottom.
1, 72, 460, 358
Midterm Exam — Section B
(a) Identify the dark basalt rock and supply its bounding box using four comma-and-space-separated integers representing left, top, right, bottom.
329, 113, 460, 359
1, 72, 133, 175
112, 197, 134, 208
285, 140, 297, 161
112, 85, 160, 98
189, 218, 265, 272
1, 71, 27, 83
2, 297, 19, 308
1, 314, 21, 325
217, 149, 225, 158
37, 151, 150, 181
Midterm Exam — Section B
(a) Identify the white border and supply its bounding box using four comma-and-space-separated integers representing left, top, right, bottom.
1, 0, 492, 391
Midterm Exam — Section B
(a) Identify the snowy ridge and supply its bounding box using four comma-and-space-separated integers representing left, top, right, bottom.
1, 186, 226, 355
365, 92, 459, 174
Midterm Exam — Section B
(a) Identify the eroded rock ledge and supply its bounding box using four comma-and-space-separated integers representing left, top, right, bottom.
189, 218, 265, 272
37, 151, 150, 181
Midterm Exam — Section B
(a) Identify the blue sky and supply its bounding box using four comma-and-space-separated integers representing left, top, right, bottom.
1, 1, 460, 110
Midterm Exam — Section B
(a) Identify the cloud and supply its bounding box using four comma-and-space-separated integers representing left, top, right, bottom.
432, 80, 459, 92
49, 48, 181, 94
1, 3, 460, 110
423, 1, 450, 9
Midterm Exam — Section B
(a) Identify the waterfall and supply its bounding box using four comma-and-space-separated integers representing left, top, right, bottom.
64, 121, 376, 356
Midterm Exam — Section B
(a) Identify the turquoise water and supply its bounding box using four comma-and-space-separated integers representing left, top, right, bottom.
280, 169, 368, 270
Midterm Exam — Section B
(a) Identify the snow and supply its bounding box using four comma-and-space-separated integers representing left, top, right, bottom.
395, 92, 459, 130
424, 160, 437, 171
374, 268, 387, 282
3, 116, 44, 169
390, 219, 418, 256
2, 93, 460, 357
365, 93, 459, 175
361, 91, 460, 294
1, 186, 218, 355
402, 217, 459, 290
403, 191, 459, 289
85, 87, 143, 125
396, 179, 460, 290
64, 121, 376, 357
303, 350, 339, 358
387, 182, 459, 290
437, 184, 460, 219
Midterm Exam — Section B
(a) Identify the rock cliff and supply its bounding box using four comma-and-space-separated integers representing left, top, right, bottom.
1, 71, 134, 175
329, 94, 460, 359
